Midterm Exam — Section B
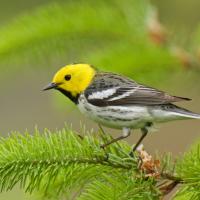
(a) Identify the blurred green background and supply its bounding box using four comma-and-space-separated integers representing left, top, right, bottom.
0, 0, 200, 199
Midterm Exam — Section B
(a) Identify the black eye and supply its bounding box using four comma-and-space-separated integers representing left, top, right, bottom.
64, 74, 71, 81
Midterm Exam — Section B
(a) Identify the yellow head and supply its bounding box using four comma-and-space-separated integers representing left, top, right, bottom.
43, 63, 96, 102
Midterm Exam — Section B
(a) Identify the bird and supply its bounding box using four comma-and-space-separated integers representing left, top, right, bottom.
43, 63, 200, 154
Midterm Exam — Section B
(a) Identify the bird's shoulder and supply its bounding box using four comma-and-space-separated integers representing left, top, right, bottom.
88, 72, 137, 89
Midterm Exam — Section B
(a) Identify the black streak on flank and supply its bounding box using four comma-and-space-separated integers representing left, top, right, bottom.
57, 88, 80, 104
97, 115, 139, 122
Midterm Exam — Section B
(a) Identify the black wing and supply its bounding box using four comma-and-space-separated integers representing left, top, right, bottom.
85, 73, 190, 107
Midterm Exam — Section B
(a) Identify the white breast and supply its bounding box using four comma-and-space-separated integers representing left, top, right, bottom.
78, 94, 153, 129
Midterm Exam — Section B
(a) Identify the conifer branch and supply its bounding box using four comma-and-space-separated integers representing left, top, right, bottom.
0, 128, 141, 199
0, 128, 200, 199
0, 128, 158, 199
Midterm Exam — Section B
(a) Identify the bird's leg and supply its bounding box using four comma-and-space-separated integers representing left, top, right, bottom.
100, 128, 131, 149
129, 127, 148, 157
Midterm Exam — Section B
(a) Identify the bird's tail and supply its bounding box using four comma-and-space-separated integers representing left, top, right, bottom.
168, 104, 200, 119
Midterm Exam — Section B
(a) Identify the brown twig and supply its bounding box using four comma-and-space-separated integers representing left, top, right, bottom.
158, 180, 179, 197
136, 146, 184, 198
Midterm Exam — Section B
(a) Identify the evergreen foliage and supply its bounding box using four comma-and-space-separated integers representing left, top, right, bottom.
0, 128, 199, 199
0, 0, 181, 83
174, 142, 200, 200
0, 128, 158, 199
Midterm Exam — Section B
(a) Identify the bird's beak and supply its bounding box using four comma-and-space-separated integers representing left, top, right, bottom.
43, 82, 59, 91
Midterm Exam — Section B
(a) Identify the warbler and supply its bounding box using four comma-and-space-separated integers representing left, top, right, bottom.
43, 63, 200, 152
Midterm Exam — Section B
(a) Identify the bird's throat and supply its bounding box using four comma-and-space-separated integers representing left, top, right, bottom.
57, 88, 80, 104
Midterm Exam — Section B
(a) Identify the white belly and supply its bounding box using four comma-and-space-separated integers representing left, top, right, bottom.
77, 94, 186, 129
78, 96, 154, 129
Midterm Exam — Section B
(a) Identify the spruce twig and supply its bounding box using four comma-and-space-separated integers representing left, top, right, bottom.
0, 128, 200, 199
